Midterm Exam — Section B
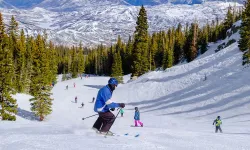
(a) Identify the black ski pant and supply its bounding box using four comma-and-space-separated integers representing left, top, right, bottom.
93, 111, 115, 132
215, 126, 222, 133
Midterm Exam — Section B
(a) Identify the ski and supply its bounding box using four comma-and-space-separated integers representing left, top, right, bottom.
114, 133, 140, 138
130, 125, 143, 127
100, 132, 140, 138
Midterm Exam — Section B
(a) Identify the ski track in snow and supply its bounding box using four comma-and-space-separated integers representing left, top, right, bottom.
1, 21, 250, 150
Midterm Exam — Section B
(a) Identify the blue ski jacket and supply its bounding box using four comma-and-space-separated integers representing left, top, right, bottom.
94, 85, 120, 112
134, 111, 140, 120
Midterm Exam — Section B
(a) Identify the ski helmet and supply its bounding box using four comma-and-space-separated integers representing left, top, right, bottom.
108, 78, 118, 86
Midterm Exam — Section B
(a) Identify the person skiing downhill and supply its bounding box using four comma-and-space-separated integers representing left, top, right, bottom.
134, 107, 143, 127
120, 108, 124, 117
75, 96, 77, 103
213, 116, 222, 133
80, 102, 84, 108
92, 78, 125, 136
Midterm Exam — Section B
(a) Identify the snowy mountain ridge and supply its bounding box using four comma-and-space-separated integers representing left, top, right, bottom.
1, 0, 244, 8
0, 2, 242, 46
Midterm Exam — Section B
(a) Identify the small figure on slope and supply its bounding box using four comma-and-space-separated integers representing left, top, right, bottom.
134, 107, 143, 127
80, 102, 84, 108
66, 85, 68, 90
92, 78, 125, 136
120, 108, 124, 117
74, 82, 76, 88
75, 96, 78, 103
92, 97, 95, 103
213, 116, 222, 133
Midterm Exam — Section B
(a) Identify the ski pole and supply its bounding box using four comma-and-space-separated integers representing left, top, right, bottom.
82, 114, 98, 120
105, 108, 121, 138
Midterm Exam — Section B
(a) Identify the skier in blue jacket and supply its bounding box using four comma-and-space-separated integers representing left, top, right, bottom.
92, 78, 125, 135
134, 107, 143, 127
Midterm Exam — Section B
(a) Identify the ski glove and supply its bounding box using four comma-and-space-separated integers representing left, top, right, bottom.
119, 103, 125, 108
110, 108, 115, 111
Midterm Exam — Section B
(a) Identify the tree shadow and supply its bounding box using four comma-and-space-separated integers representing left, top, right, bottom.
197, 98, 250, 117
130, 72, 244, 114
161, 90, 250, 116
128, 54, 242, 112
84, 85, 104, 90
138, 48, 237, 84
140, 81, 224, 113
223, 113, 250, 120
127, 79, 212, 109
238, 120, 250, 123
17, 107, 39, 121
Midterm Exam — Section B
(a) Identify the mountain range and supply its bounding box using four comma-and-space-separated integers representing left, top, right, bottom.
1, 0, 243, 8
0, 1, 243, 46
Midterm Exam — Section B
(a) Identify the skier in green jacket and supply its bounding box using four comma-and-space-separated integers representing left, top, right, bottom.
213, 116, 223, 133
120, 108, 124, 117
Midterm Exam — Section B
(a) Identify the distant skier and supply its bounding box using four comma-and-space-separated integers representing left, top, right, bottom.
80, 102, 84, 108
66, 85, 68, 90
134, 107, 143, 127
92, 97, 95, 103
75, 96, 78, 103
74, 82, 76, 88
92, 78, 125, 136
213, 116, 222, 133
120, 108, 124, 117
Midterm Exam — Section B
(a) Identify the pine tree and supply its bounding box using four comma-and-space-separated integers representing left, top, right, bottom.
190, 23, 199, 61
239, 0, 250, 65
131, 5, 149, 77
149, 33, 157, 70
163, 28, 174, 69
174, 23, 184, 64
15, 29, 26, 92
107, 45, 114, 75
116, 35, 122, 52
162, 32, 168, 70
62, 67, 67, 81
185, 23, 199, 62
200, 26, 209, 54
224, 7, 234, 31
123, 36, 133, 74
78, 42, 85, 76
0, 13, 17, 120
8, 16, 19, 91
155, 31, 165, 68
111, 52, 123, 83
71, 46, 78, 78
48, 41, 58, 83
167, 28, 174, 68
29, 35, 53, 121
